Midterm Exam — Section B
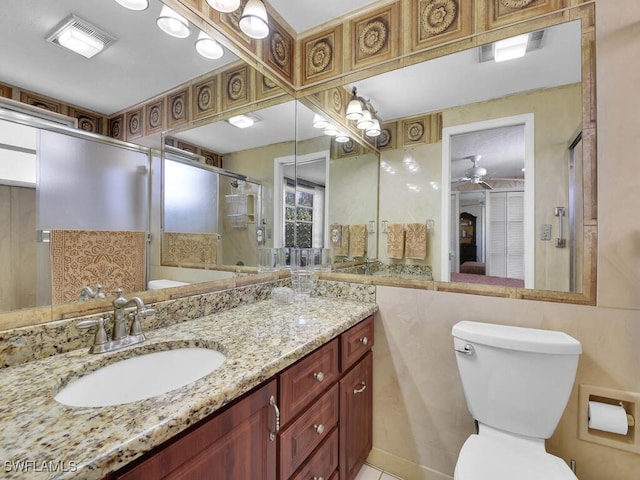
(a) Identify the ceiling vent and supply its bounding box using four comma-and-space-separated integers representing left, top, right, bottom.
46, 14, 117, 58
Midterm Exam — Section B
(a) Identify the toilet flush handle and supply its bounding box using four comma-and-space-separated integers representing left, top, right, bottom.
454, 343, 475, 356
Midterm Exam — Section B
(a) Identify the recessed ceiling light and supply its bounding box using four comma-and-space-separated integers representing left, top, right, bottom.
228, 114, 261, 128
494, 33, 530, 62
46, 15, 117, 59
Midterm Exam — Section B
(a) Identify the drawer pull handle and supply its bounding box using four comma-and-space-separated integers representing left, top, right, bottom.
269, 395, 280, 441
314, 371, 325, 382
314, 423, 325, 435
354, 381, 367, 395
313, 477, 324, 480
360, 336, 369, 346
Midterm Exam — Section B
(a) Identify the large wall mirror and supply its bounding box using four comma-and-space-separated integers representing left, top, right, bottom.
0, 0, 597, 328
309, 15, 595, 303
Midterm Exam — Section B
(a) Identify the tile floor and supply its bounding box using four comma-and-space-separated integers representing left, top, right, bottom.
355, 463, 404, 480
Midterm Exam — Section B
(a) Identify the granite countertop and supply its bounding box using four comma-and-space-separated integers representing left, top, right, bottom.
0, 297, 377, 480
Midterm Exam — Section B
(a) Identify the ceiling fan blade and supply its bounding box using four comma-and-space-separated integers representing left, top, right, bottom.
479, 181, 494, 190
452, 176, 471, 184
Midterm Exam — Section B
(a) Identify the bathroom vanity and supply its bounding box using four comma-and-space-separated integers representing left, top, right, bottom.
0, 295, 376, 480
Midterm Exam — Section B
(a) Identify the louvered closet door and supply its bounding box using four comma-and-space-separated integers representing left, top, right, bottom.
506, 192, 524, 280
487, 191, 524, 279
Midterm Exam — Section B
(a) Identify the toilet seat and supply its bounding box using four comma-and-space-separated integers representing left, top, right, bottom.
454, 431, 577, 480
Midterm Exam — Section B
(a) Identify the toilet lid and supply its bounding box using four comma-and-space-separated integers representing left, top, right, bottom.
455, 434, 577, 480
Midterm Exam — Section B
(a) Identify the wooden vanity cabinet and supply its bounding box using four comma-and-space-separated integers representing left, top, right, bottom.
279, 315, 374, 480
109, 315, 374, 480
112, 379, 278, 480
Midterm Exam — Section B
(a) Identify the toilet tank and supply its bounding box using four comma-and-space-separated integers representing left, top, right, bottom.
452, 321, 582, 439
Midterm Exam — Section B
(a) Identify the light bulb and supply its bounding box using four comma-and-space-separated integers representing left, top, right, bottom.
157, 5, 190, 39
239, 0, 269, 39
195, 31, 224, 59
206, 0, 241, 13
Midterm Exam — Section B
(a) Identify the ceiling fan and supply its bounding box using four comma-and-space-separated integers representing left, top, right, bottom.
452, 155, 494, 190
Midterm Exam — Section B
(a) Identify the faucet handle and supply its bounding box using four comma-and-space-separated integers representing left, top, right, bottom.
113, 287, 124, 299
76, 317, 109, 348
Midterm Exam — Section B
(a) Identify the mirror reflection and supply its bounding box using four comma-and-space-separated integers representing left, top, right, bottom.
164, 99, 380, 276
327, 19, 583, 292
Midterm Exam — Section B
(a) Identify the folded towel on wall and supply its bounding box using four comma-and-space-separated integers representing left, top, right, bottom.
161, 232, 219, 268
50, 229, 146, 305
350, 224, 367, 258
405, 223, 428, 259
331, 224, 350, 257
386, 223, 405, 259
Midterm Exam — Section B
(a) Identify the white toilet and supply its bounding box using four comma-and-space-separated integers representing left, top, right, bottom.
452, 321, 582, 480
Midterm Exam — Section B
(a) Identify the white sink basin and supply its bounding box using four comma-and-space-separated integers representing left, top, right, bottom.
55, 348, 226, 407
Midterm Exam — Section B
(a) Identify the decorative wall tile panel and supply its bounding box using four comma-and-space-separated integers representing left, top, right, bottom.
256, 72, 281, 100
351, 4, 400, 70
0, 84, 12, 98
167, 89, 189, 128
202, 150, 223, 168
302, 27, 343, 85
410, 0, 474, 52
192, 77, 218, 120
20, 92, 62, 113
333, 138, 363, 159
482, 0, 567, 30
431, 112, 443, 142
144, 99, 165, 136
222, 65, 251, 110
264, 18, 294, 83
175, 141, 198, 154
161, 232, 219, 268
378, 121, 398, 150
50, 229, 146, 305
402, 116, 430, 146
68, 107, 103, 135
108, 115, 124, 140
328, 87, 347, 118
126, 108, 143, 140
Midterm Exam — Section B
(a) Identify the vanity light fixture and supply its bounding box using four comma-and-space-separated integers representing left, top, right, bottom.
324, 124, 340, 136
239, 0, 269, 39
346, 87, 364, 121
365, 118, 381, 137
114, 0, 149, 11
356, 108, 374, 130
206, 0, 241, 13
157, 5, 190, 38
46, 15, 116, 59
312, 114, 330, 129
335, 132, 350, 143
195, 30, 224, 59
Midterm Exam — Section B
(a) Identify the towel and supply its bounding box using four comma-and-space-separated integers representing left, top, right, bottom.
331, 224, 350, 257
386, 223, 405, 259
161, 232, 219, 268
350, 224, 367, 258
405, 223, 427, 259
50, 229, 146, 304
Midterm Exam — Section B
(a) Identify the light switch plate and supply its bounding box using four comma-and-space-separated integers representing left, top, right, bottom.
541, 224, 552, 241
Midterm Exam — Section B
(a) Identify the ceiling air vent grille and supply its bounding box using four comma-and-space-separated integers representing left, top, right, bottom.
46, 14, 117, 55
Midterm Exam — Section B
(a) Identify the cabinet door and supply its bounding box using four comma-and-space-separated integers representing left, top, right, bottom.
339, 352, 373, 480
115, 380, 278, 480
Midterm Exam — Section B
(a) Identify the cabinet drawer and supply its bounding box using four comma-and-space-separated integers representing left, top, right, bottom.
289, 427, 338, 480
280, 338, 339, 425
341, 316, 374, 372
280, 383, 339, 480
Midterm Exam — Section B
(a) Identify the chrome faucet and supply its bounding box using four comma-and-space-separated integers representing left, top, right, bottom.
78, 284, 106, 301
76, 288, 155, 354
363, 258, 380, 275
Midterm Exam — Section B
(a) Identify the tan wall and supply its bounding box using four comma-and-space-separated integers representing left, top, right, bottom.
329, 151, 379, 257
368, 3, 640, 479
378, 83, 581, 289
0, 185, 36, 311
